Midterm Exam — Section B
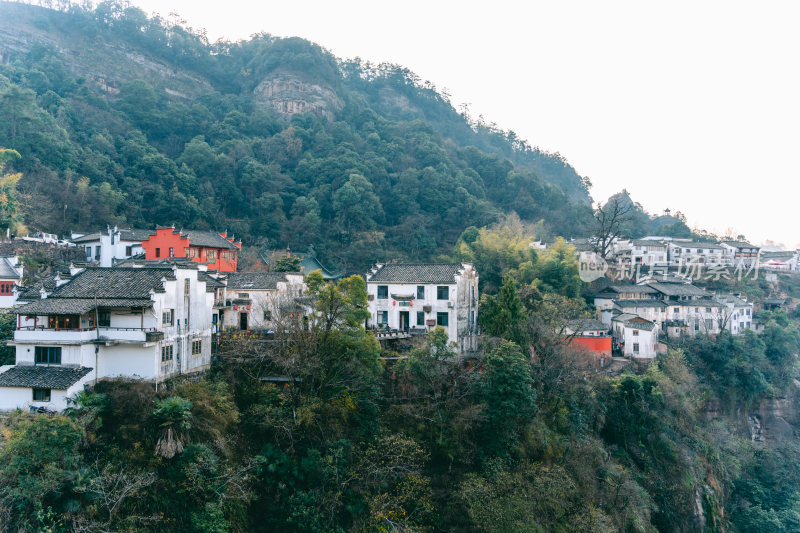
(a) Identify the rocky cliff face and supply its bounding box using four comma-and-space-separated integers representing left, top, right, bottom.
252, 74, 343, 120
0, 3, 212, 99
748, 383, 800, 444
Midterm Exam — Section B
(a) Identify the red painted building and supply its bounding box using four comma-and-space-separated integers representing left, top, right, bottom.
141, 228, 241, 272
563, 318, 612, 367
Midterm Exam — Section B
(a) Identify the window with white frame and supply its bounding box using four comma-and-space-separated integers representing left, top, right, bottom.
191, 339, 202, 356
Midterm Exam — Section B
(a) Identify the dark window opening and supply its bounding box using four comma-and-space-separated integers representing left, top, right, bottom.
33, 388, 51, 402
35, 346, 61, 365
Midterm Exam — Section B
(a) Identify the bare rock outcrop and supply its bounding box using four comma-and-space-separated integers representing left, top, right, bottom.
253, 74, 342, 120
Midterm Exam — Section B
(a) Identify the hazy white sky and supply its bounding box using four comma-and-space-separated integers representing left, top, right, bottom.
131, 0, 800, 247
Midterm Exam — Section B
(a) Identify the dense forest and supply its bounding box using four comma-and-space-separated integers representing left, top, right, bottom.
0, 2, 701, 271
1, 224, 799, 532
0, 1, 600, 272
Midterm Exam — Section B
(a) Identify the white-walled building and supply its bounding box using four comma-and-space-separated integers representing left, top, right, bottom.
721, 241, 761, 267
218, 272, 306, 332
366, 263, 479, 354
759, 251, 800, 272
614, 240, 669, 266
0, 265, 213, 411
594, 284, 659, 324
612, 314, 659, 359
0, 255, 23, 308
715, 293, 754, 335
72, 227, 152, 267
666, 242, 725, 267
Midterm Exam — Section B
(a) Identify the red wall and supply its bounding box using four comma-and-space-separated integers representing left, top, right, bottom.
567, 335, 612, 358
142, 228, 189, 260
142, 228, 239, 272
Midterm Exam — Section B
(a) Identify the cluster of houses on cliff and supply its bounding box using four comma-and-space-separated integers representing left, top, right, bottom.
0, 227, 482, 411
592, 235, 799, 272
0, 225, 791, 412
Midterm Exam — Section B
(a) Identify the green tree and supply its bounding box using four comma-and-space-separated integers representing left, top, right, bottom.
477, 341, 536, 457
0, 414, 84, 531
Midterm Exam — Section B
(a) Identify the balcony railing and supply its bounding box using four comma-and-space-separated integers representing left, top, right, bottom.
15, 326, 160, 344
18, 326, 159, 332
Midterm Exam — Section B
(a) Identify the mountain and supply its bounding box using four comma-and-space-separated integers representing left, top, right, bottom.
0, 1, 595, 270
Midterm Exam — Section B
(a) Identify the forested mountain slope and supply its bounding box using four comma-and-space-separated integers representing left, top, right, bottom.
0, 1, 593, 270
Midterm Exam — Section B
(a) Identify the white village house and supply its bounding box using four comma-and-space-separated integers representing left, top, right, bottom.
0, 255, 23, 309
366, 263, 479, 354
72, 227, 152, 267
218, 272, 306, 332
0, 264, 214, 411
715, 293, 754, 335
666, 241, 725, 268
721, 241, 761, 267
613, 239, 669, 267
612, 314, 659, 359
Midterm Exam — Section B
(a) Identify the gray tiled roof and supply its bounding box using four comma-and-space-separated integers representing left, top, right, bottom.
16, 274, 61, 302
117, 228, 153, 241
631, 239, 667, 247
601, 285, 657, 295
566, 318, 608, 333
183, 230, 239, 250
668, 241, 723, 250
54, 267, 174, 299
0, 256, 20, 279
614, 299, 668, 308
368, 264, 464, 284
70, 233, 101, 244
715, 293, 750, 307
198, 271, 225, 292
0, 365, 92, 389
761, 251, 795, 261
226, 272, 297, 290
647, 282, 709, 298
721, 240, 760, 249
16, 298, 152, 315
625, 318, 656, 331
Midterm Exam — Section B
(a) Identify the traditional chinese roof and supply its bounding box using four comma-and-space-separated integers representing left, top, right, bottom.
70, 232, 101, 244
0, 256, 20, 279
226, 272, 298, 290
16, 298, 152, 315
53, 267, 173, 298
597, 285, 658, 296
761, 251, 796, 261
614, 299, 668, 308
183, 230, 239, 250
0, 365, 92, 389
668, 241, 723, 250
715, 293, 751, 308
367, 263, 465, 284
612, 313, 656, 330
721, 240, 760, 250
14, 267, 174, 315
647, 281, 710, 298
565, 318, 608, 333
631, 239, 668, 247
117, 228, 154, 241
198, 271, 225, 292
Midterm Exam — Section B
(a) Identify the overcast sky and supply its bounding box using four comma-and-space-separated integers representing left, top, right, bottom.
130, 0, 800, 248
